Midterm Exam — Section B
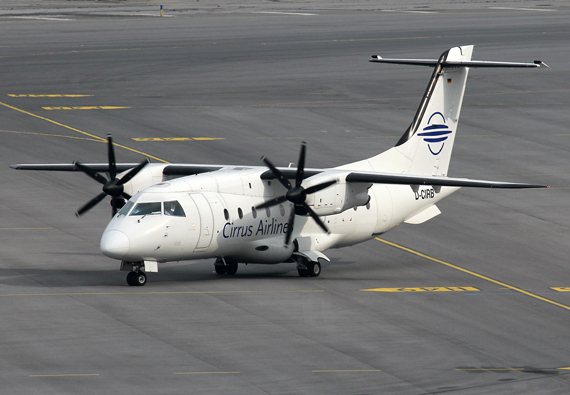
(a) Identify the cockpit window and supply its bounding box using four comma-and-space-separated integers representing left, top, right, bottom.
164, 200, 186, 217
129, 202, 162, 216
117, 200, 135, 216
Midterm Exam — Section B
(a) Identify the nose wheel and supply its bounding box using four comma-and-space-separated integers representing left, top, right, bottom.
126, 270, 147, 286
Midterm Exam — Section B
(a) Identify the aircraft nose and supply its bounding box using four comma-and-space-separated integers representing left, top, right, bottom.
100, 230, 130, 258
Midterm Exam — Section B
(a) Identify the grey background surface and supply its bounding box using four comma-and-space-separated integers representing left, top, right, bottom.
0, 1, 568, 394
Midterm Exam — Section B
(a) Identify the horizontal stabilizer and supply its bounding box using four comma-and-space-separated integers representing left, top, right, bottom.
404, 205, 441, 225
346, 171, 547, 189
370, 56, 548, 69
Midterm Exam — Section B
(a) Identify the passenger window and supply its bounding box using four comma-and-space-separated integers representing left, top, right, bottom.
118, 200, 134, 216
238, 207, 243, 219
279, 204, 285, 216
265, 207, 270, 217
252, 206, 257, 219
224, 209, 229, 221
130, 202, 162, 216
164, 201, 186, 217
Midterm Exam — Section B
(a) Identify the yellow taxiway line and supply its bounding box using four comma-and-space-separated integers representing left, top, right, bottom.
312, 369, 381, 373
0, 100, 169, 163
42, 106, 130, 111
8, 94, 93, 98
375, 237, 570, 312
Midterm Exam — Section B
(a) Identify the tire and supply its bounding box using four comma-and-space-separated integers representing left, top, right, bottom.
297, 268, 309, 277
135, 271, 147, 286
214, 264, 226, 275
310, 262, 321, 277
126, 271, 138, 286
226, 261, 238, 275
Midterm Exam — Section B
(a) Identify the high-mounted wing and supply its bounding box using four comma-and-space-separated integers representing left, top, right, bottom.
345, 171, 547, 189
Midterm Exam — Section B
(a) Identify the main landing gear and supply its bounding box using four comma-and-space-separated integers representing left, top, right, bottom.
214, 257, 238, 276
126, 270, 147, 286
296, 257, 321, 278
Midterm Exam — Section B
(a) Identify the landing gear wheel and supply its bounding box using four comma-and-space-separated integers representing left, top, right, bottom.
308, 261, 321, 277
126, 271, 147, 286
214, 264, 226, 275
297, 260, 321, 277
225, 261, 238, 275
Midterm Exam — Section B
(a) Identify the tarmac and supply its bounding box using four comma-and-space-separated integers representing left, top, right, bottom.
0, 2, 569, 394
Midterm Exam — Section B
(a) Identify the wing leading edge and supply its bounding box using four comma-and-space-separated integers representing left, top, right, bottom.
346, 171, 547, 189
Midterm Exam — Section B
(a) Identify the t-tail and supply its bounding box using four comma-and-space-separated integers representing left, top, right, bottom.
358, 45, 547, 176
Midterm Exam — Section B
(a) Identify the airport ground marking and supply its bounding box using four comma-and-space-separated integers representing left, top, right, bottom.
7, 16, 74, 21
42, 106, 130, 111
253, 11, 319, 16
0, 100, 169, 163
551, 287, 570, 292
312, 369, 382, 373
131, 137, 224, 142
174, 371, 240, 376
362, 286, 479, 293
375, 237, 570, 312
8, 94, 93, 98
29, 373, 99, 378
488, 7, 555, 12
0, 129, 98, 142
0, 227, 53, 231
0, 289, 325, 298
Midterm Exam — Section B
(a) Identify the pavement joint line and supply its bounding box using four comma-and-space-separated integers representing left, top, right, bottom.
312, 369, 382, 373
0, 100, 169, 163
174, 371, 240, 375
0, 289, 325, 298
29, 373, 99, 378
375, 237, 570, 312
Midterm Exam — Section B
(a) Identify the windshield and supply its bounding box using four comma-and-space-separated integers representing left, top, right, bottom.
129, 202, 162, 216
117, 200, 135, 216
164, 200, 186, 217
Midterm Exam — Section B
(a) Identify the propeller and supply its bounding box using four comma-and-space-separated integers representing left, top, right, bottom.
256, 142, 337, 245
74, 134, 149, 217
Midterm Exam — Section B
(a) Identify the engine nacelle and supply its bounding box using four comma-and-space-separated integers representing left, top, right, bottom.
121, 164, 169, 197
306, 174, 371, 216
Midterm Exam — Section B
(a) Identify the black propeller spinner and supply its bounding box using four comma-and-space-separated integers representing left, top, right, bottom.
74, 135, 149, 217
256, 142, 337, 245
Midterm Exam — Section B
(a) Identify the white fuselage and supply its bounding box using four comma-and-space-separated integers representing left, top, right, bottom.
100, 166, 458, 265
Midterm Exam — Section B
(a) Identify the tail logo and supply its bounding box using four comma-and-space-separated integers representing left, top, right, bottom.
417, 112, 452, 156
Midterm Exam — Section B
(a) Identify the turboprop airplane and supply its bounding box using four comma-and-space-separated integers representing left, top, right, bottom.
11, 45, 549, 286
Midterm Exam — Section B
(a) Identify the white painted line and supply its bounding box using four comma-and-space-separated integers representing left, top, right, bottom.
489, 7, 555, 12
253, 11, 319, 16
6, 16, 74, 21
380, 9, 438, 14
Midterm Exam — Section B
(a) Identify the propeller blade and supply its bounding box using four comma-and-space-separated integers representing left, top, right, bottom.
74, 161, 108, 185
284, 205, 296, 245
75, 192, 107, 217
305, 204, 330, 234
255, 195, 288, 210
121, 192, 132, 200
262, 156, 291, 190
107, 134, 117, 180
295, 142, 306, 189
304, 179, 337, 195
117, 159, 149, 185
